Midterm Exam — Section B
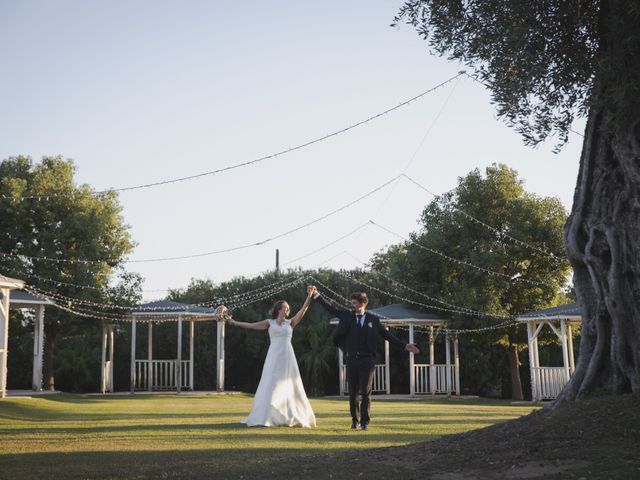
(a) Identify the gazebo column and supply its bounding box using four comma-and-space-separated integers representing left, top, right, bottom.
560, 319, 571, 383
338, 347, 345, 396
107, 324, 114, 392
409, 324, 415, 396
130, 317, 137, 394
429, 326, 435, 395
567, 322, 575, 374
445, 332, 451, 395
32, 304, 45, 391
0, 288, 10, 398
148, 322, 153, 392
384, 327, 390, 395
101, 325, 108, 394
526, 321, 539, 402
176, 314, 183, 394
189, 320, 195, 390
216, 319, 225, 392
454, 334, 460, 395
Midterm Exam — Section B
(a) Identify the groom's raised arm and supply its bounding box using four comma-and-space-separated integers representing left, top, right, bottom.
311, 289, 348, 319
314, 293, 346, 318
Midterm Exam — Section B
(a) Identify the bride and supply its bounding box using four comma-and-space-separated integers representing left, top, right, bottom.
217, 287, 316, 427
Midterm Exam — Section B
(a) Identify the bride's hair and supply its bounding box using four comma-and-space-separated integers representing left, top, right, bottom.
270, 300, 288, 319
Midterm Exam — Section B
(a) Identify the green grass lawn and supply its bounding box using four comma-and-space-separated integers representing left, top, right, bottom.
0, 393, 537, 479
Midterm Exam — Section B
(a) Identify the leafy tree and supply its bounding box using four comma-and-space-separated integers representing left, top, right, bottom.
0, 155, 139, 391
371, 164, 571, 398
393, 1, 640, 400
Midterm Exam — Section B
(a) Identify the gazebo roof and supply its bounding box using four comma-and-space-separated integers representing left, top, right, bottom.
0, 274, 25, 290
128, 300, 218, 321
6, 290, 53, 309
329, 303, 448, 326
516, 302, 582, 322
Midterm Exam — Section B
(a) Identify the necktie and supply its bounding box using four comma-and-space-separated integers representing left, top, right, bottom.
357, 314, 364, 327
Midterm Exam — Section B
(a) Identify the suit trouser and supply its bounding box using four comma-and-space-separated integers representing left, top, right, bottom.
346, 356, 375, 425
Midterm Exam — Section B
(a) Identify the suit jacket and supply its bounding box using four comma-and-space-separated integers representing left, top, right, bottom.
314, 294, 407, 355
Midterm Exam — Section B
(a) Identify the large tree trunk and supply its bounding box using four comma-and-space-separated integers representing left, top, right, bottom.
558, 112, 640, 402
556, 1, 640, 404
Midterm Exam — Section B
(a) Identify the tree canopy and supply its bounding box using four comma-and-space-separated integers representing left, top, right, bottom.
371, 164, 571, 397
0, 155, 139, 391
393, 1, 640, 400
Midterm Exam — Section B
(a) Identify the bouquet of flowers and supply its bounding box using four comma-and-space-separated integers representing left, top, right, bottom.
213, 305, 233, 322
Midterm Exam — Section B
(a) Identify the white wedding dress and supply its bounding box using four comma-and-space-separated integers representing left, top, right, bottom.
241, 319, 316, 427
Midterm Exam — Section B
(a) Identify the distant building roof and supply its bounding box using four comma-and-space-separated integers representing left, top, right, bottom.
4, 290, 53, 309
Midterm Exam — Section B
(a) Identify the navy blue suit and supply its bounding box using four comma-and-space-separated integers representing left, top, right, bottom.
314, 294, 407, 426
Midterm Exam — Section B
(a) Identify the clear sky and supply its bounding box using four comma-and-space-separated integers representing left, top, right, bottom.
0, 1, 584, 300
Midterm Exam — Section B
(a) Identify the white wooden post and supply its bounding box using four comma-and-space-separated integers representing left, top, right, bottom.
32, 304, 45, 391
176, 315, 183, 394
429, 326, 436, 395
560, 319, 571, 383
100, 325, 107, 394
567, 323, 575, 374
409, 324, 415, 396
216, 320, 225, 392
189, 320, 195, 390
338, 347, 344, 396
454, 334, 460, 395
527, 321, 539, 402
108, 324, 114, 392
130, 317, 137, 394
0, 288, 10, 398
384, 327, 391, 394
148, 322, 153, 392
445, 333, 451, 395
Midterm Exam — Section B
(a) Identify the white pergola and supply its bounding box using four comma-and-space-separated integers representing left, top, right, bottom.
517, 303, 581, 402
7, 290, 53, 392
331, 304, 460, 396
1, 275, 25, 398
119, 301, 223, 394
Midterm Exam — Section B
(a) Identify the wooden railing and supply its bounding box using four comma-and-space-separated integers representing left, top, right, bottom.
414, 364, 456, 394
340, 364, 387, 393
135, 360, 191, 390
532, 367, 566, 399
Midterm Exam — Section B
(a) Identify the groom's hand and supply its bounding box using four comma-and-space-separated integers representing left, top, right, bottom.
405, 343, 420, 354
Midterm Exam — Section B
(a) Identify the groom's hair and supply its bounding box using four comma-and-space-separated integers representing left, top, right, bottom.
350, 292, 368, 306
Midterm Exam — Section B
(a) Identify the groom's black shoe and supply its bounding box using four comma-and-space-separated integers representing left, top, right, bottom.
361, 422, 369, 431
351, 420, 359, 429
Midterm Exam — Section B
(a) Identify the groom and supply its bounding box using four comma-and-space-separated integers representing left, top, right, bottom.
308, 285, 419, 430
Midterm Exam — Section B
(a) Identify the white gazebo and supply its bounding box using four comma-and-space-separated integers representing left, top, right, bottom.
120, 301, 223, 394
1, 275, 25, 398
7, 290, 54, 392
331, 304, 460, 396
517, 303, 581, 402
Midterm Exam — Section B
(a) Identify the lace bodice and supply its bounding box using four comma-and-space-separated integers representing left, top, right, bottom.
268, 319, 293, 340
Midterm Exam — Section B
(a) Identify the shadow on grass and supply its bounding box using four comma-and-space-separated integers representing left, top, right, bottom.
0, 447, 416, 480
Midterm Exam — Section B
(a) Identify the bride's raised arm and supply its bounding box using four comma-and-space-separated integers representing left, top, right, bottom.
290, 289, 314, 328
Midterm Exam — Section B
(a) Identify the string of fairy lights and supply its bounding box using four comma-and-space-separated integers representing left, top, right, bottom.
1, 72, 567, 336
1, 74, 464, 202
341, 251, 511, 319
369, 220, 548, 287
306, 276, 520, 335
